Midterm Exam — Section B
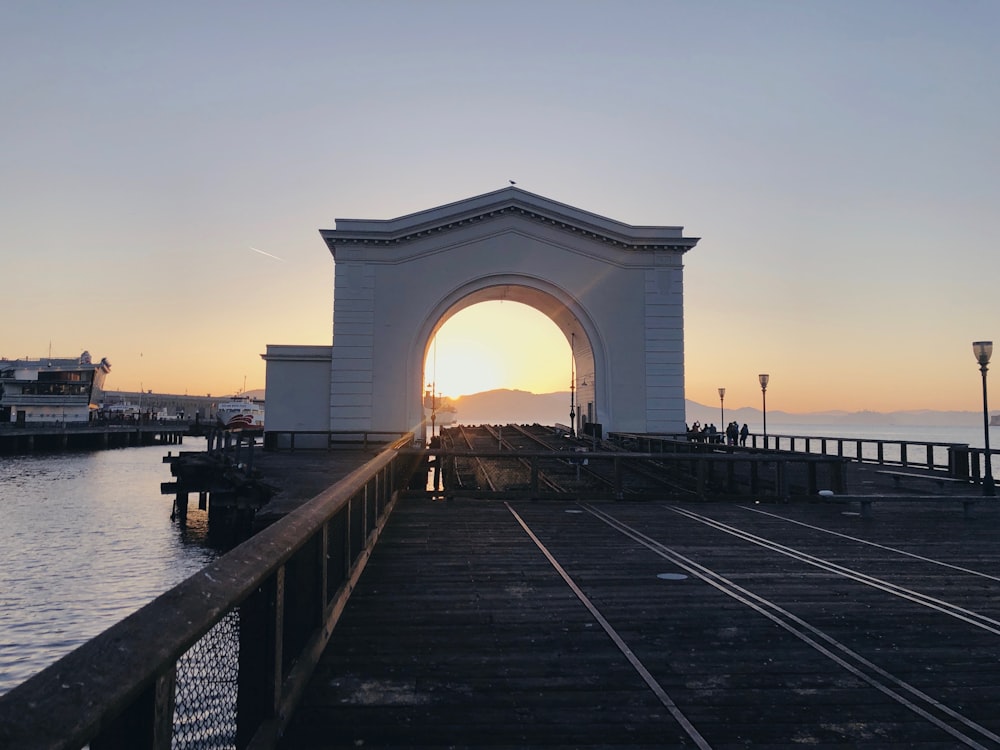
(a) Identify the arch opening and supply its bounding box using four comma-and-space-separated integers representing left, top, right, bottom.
415, 280, 603, 438
425, 301, 568, 398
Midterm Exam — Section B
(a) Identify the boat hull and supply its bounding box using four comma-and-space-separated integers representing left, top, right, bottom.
216, 396, 265, 431
221, 414, 263, 431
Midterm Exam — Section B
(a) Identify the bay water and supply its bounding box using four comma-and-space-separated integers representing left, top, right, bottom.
0, 437, 216, 696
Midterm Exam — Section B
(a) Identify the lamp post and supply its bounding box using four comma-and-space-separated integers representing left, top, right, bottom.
425, 382, 437, 439
973, 342, 995, 496
569, 333, 576, 437
718, 387, 726, 426
758, 374, 769, 449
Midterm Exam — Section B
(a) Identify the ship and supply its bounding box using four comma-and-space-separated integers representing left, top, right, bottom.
434, 403, 459, 426
423, 392, 458, 427
0, 351, 111, 425
103, 402, 140, 420
216, 394, 265, 431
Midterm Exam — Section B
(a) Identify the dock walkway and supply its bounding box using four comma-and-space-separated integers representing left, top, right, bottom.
265, 460, 1000, 748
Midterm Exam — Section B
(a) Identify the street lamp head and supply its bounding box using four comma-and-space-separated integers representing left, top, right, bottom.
973, 341, 993, 368
758, 373, 769, 390
718, 387, 726, 399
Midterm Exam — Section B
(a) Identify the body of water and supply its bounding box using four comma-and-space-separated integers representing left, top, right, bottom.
0, 438, 216, 696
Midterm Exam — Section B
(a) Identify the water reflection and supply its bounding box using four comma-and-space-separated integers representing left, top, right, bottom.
0, 439, 217, 695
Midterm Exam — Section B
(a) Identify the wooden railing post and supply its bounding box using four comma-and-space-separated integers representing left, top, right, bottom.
90, 668, 176, 750
237, 569, 284, 749
776, 461, 788, 499
950, 445, 971, 479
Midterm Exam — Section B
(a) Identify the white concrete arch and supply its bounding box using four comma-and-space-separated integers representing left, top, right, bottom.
263, 187, 699, 438
410, 273, 608, 432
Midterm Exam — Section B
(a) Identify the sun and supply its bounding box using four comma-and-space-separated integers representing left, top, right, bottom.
425, 302, 571, 398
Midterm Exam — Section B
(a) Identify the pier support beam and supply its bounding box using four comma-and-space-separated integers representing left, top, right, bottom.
172, 492, 189, 526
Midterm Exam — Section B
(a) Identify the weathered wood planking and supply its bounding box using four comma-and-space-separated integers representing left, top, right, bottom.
278, 496, 1000, 748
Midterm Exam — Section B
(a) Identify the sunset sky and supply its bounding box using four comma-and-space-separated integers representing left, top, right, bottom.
3, 2, 999, 413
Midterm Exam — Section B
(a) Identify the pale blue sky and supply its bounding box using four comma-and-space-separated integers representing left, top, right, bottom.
3, 1, 998, 411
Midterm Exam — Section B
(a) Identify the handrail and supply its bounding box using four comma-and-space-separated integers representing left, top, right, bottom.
429, 447, 849, 500
610, 431, 981, 479
0, 432, 418, 750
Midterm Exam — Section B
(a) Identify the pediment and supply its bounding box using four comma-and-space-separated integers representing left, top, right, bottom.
320, 187, 699, 255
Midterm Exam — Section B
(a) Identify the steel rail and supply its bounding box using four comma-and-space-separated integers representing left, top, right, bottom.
455, 425, 498, 491
582, 503, 1000, 749
739, 504, 1000, 583
504, 502, 712, 750
483, 424, 566, 493
667, 505, 1000, 635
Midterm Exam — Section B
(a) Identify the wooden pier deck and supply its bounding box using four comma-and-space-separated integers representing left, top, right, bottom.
0, 422, 188, 453
277, 488, 1000, 748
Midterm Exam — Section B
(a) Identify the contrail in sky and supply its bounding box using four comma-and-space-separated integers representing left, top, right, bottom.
250, 246, 283, 261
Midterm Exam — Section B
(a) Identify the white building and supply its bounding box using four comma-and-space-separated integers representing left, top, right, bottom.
263, 188, 698, 441
0, 351, 112, 425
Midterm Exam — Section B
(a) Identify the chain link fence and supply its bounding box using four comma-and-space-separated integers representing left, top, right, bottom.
173, 610, 240, 749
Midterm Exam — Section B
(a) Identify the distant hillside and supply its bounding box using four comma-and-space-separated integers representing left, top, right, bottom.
450, 391, 986, 429
255, 384, 986, 428
683, 400, 984, 428
449, 389, 572, 426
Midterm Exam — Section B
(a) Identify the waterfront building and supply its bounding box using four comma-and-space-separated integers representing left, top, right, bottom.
101, 390, 220, 423
0, 351, 111, 425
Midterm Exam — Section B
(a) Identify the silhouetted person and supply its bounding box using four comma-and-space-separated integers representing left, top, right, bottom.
739, 423, 749, 446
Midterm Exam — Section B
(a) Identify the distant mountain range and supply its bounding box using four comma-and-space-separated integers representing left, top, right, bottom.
683, 401, 987, 428
250, 386, 989, 428
448, 389, 989, 428
445, 389, 573, 427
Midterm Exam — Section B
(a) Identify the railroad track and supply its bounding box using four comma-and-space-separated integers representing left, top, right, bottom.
507, 500, 1000, 748
437, 425, 697, 498
293, 497, 1000, 747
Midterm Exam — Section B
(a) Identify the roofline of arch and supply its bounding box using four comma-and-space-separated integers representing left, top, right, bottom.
320, 187, 700, 254
423, 273, 604, 339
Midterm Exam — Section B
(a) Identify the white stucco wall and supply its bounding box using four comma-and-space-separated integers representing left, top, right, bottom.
644, 266, 686, 432
261, 344, 332, 434
317, 189, 697, 436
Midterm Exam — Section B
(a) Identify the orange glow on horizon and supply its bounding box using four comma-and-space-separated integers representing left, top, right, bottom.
425, 302, 570, 399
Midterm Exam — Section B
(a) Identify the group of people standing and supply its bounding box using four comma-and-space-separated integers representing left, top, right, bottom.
688, 421, 749, 446
725, 421, 750, 446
